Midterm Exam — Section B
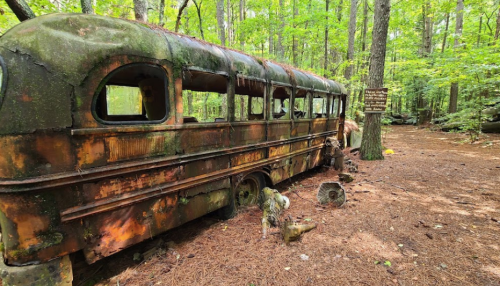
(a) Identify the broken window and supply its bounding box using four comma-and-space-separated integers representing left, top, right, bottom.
272, 86, 291, 120
234, 77, 266, 121
94, 64, 168, 123
182, 70, 228, 123
330, 95, 340, 118
293, 89, 310, 119
312, 93, 328, 118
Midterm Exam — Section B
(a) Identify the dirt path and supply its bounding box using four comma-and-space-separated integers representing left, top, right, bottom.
86, 126, 500, 286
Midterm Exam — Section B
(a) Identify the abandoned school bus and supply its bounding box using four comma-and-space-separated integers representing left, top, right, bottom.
0, 14, 346, 284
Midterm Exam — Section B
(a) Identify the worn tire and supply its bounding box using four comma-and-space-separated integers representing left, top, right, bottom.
218, 173, 266, 220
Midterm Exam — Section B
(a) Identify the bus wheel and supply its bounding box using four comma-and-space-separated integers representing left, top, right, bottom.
218, 173, 266, 220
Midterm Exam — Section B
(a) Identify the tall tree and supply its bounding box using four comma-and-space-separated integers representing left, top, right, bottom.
216, 0, 226, 46
345, 0, 357, 112
360, 0, 391, 161
495, 6, 500, 41
324, 0, 330, 77
159, 0, 166, 26
449, 0, 464, 114
192, 0, 205, 40
441, 12, 450, 53
277, 0, 285, 60
239, 0, 245, 50
175, 0, 190, 32
134, 0, 148, 22
80, 0, 94, 14
418, 1, 433, 125
5, 0, 35, 21
227, 0, 232, 45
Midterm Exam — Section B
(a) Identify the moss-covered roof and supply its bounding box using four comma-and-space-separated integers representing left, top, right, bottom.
0, 13, 345, 94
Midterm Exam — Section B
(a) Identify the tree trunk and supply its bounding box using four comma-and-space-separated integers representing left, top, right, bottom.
495, 7, 500, 41
239, 0, 245, 50
277, 0, 285, 60
80, 0, 94, 14
449, 0, 463, 114
360, 0, 391, 161
216, 0, 226, 46
159, 0, 165, 26
175, 0, 190, 32
357, 0, 369, 106
324, 0, 330, 77
192, 0, 205, 40
5, 0, 35, 21
227, 0, 232, 45
441, 12, 450, 53
477, 15, 482, 46
269, 2, 274, 55
187, 91, 193, 115
418, 2, 432, 125
292, 0, 298, 66
344, 0, 357, 113
134, 0, 148, 22
336, 0, 343, 23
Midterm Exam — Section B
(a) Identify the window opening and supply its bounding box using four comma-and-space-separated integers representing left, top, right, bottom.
182, 70, 228, 123
94, 64, 168, 123
312, 93, 327, 118
272, 86, 291, 120
294, 90, 310, 119
234, 77, 265, 121
330, 95, 339, 118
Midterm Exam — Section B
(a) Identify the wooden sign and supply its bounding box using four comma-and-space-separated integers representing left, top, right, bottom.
364, 88, 388, 113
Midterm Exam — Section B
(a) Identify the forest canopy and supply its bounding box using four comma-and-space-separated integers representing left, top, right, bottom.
1, 0, 499, 130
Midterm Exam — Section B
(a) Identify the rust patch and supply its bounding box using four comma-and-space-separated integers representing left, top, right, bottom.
230, 149, 266, 166
0, 136, 27, 178
76, 137, 105, 168
20, 93, 33, 102
106, 134, 168, 162
290, 140, 308, 152
231, 124, 266, 146
269, 144, 290, 158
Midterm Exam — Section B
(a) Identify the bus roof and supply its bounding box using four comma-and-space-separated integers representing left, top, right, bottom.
0, 13, 346, 95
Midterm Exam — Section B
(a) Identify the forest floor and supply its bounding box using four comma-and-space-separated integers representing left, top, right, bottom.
76, 125, 500, 286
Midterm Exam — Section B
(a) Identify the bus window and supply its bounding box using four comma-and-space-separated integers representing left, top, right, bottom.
94, 64, 168, 123
312, 93, 327, 118
272, 86, 291, 120
182, 70, 228, 123
234, 77, 265, 121
330, 95, 339, 118
294, 90, 310, 119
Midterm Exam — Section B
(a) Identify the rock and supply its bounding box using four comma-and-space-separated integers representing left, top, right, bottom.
133, 252, 142, 262
300, 254, 310, 261
338, 173, 354, 183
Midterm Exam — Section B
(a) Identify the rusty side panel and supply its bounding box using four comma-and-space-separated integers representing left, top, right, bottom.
311, 119, 327, 134
230, 149, 266, 167
290, 140, 308, 152
270, 158, 291, 184
106, 133, 176, 163
82, 189, 229, 263
178, 127, 230, 154
309, 149, 323, 168
291, 121, 310, 137
230, 123, 266, 146
0, 133, 75, 179
267, 121, 291, 141
290, 154, 309, 177
269, 144, 291, 158
327, 118, 339, 131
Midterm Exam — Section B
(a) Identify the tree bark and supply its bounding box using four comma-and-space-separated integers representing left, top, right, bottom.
134, 0, 148, 22
227, 0, 232, 45
418, 2, 432, 125
495, 7, 500, 41
336, 0, 343, 23
324, 0, 330, 77
159, 0, 165, 26
477, 15, 482, 46
449, 0, 464, 114
269, 2, 274, 55
344, 0, 357, 113
80, 0, 94, 14
277, 0, 285, 60
360, 0, 391, 161
292, 0, 298, 66
441, 12, 450, 53
217, 0, 226, 46
5, 0, 35, 21
175, 0, 190, 32
239, 0, 245, 50
192, 0, 205, 40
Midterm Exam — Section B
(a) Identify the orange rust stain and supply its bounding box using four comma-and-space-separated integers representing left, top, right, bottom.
0, 136, 27, 178
77, 138, 105, 168
269, 144, 290, 158
35, 135, 73, 169
106, 135, 166, 162
13, 214, 49, 249
152, 196, 177, 229
21, 93, 33, 102
99, 217, 146, 250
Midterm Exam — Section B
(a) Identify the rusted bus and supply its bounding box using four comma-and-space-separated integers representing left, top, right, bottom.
0, 13, 347, 282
